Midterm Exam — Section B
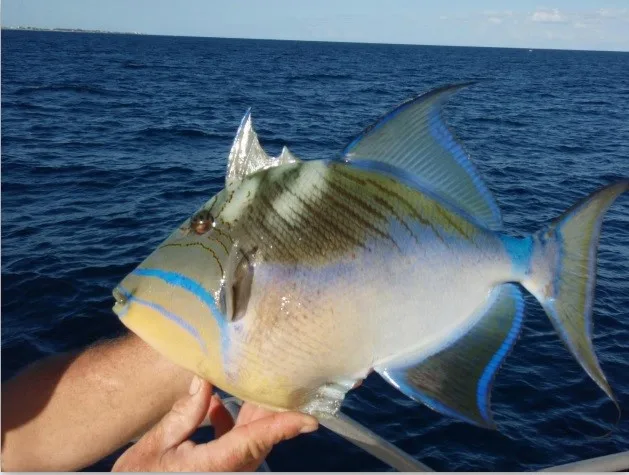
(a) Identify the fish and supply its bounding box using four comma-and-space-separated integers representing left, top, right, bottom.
112, 83, 627, 431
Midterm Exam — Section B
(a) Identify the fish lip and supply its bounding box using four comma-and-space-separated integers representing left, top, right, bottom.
113, 286, 129, 305
112, 286, 131, 316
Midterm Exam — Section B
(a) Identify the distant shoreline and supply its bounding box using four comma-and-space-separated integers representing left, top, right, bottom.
2, 26, 144, 35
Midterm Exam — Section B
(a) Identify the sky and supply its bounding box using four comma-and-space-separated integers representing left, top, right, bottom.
2, 0, 629, 51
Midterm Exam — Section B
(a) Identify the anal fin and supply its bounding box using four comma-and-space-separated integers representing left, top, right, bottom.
376, 283, 524, 428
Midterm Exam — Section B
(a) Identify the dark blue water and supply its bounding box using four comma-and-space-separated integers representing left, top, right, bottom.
2, 30, 629, 471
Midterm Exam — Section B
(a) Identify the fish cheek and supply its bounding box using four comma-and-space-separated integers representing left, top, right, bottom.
116, 297, 217, 383
114, 272, 229, 388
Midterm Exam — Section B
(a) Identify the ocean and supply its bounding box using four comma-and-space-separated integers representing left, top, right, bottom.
2, 30, 628, 471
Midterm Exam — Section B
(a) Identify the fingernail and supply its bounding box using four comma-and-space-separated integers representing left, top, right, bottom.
300, 421, 318, 434
189, 375, 201, 395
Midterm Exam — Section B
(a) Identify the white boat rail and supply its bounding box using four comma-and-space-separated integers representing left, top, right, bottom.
134, 397, 629, 472
539, 450, 629, 472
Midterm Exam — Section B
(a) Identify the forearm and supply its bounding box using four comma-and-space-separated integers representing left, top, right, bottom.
1, 332, 193, 471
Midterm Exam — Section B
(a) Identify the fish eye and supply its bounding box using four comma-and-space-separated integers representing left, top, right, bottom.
190, 209, 214, 235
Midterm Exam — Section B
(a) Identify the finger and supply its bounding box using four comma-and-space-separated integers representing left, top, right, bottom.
198, 411, 318, 471
208, 394, 234, 438
234, 402, 267, 425
150, 376, 212, 450
236, 402, 279, 426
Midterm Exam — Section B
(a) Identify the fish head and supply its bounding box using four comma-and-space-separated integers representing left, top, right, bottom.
111, 167, 351, 411
112, 186, 238, 389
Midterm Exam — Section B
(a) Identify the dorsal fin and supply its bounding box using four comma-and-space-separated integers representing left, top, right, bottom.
226, 110, 300, 186
278, 145, 298, 165
342, 83, 503, 230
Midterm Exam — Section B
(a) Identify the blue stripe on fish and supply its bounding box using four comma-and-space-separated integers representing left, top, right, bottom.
392, 375, 482, 427
476, 285, 524, 422
117, 285, 208, 354
133, 268, 224, 318
501, 235, 533, 278
131, 268, 230, 351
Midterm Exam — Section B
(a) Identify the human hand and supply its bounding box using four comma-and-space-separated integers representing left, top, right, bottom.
112, 376, 318, 472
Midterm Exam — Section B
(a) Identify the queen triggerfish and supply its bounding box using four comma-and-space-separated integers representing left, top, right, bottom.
113, 83, 627, 431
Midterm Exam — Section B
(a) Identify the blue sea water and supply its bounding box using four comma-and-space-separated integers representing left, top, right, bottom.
2, 30, 629, 471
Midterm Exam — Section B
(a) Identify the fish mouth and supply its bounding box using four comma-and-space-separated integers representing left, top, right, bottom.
112, 286, 131, 317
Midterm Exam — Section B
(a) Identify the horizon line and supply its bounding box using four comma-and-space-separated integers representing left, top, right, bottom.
2, 25, 628, 54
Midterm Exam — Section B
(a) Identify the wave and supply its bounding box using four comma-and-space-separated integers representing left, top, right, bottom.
142, 164, 197, 178
358, 86, 394, 96
575, 100, 613, 106
471, 117, 528, 127
14, 84, 118, 96
121, 61, 149, 69
287, 72, 353, 82
2, 101, 63, 111
553, 144, 586, 153
135, 126, 231, 140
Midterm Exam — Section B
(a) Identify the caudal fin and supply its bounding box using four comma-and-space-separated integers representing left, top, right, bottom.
522, 180, 628, 413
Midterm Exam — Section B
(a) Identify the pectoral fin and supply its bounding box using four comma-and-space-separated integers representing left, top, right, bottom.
376, 284, 524, 428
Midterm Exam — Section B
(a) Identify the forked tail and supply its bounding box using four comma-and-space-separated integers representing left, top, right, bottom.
520, 180, 628, 414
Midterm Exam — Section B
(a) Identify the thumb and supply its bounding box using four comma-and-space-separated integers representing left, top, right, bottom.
201, 411, 318, 471
150, 376, 212, 450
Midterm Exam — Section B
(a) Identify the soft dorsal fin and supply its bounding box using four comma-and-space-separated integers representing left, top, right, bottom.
226, 110, 300, 186
342, 83, 503, 230
375, 283, 524, 428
